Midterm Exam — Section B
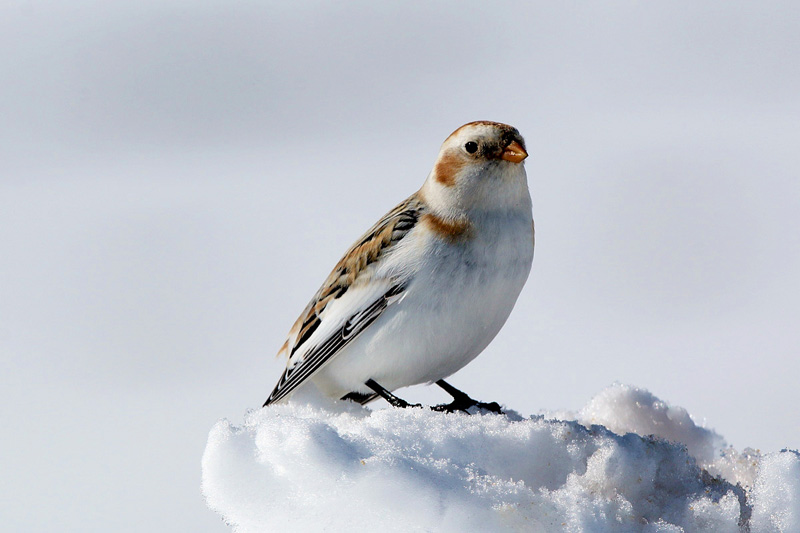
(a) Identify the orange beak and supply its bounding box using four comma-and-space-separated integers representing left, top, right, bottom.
501, 140, 528, 163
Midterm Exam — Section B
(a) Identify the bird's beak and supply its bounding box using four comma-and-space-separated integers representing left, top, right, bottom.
500, 141, 528, 163
501, 140, 528, 163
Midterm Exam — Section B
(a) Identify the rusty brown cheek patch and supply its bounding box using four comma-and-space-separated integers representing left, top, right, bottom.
433, 152, 464, 187
421, 213, 472, 241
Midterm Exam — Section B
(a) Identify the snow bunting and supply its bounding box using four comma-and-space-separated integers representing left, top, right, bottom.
263, 121, 533, 411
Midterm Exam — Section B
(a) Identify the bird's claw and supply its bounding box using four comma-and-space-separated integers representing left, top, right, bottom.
474, 401, 503, 414
392, 399, 423, 409
430, 399, 503, 415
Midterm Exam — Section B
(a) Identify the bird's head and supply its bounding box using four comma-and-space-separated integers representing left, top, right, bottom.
421, 121, 530, 215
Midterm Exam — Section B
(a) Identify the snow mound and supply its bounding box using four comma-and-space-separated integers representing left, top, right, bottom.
202, 385, 799, 532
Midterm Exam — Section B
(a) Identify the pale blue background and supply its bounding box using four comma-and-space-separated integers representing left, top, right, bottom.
2, 1, 798, 530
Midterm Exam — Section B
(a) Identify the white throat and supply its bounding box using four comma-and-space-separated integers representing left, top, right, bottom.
420, 161, 532, 219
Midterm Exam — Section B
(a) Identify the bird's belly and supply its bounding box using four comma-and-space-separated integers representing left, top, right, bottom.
312, 226, 533, 397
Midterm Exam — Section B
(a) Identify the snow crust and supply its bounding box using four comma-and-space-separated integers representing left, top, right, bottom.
202, 384, 799, 532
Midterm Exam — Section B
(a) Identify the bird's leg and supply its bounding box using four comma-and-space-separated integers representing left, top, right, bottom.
365, 379, 421, 409
432, 380, 503, 414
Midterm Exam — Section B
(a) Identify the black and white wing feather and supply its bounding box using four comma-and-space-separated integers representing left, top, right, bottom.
264, 283, 406, 405
263, 195, 424, 406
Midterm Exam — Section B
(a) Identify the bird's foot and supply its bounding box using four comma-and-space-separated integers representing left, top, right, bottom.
432, 380, 503, 414
389, 397, 423, 409
365, 379, 422, 409
430, 398, 503, 414
472, 400, 503, 414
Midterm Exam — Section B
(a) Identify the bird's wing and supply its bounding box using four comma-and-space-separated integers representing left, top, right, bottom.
263, 194, 425, 406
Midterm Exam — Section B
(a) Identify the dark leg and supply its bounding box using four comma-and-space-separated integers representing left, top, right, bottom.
341, 391, 380, 405
365, 379, 421, 409
432, 380, 503, 414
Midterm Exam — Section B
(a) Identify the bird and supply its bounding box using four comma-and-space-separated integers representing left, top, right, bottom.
263, 121, 534, 412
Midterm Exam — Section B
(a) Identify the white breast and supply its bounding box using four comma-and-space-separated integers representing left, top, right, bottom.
311, 209, 534, 398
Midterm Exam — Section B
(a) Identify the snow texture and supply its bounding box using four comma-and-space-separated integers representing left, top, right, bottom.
202, 384, 799, 532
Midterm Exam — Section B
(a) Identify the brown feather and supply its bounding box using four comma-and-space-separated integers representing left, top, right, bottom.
421, 212, 472, 242
444, 120, 516, 143
278, 194, 425, 358
432, 151, 464, 187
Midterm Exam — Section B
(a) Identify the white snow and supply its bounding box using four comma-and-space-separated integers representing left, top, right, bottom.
202, 384, 799, 532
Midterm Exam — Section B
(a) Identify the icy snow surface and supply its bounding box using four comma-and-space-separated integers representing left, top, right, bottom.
202, 384, 799, 532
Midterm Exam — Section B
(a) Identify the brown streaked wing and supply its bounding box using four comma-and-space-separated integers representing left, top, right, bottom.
276, 193, 425, 361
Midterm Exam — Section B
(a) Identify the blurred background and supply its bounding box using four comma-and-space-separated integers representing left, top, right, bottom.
1, 1, 798, 530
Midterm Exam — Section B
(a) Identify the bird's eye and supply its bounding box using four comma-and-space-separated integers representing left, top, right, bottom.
464, 141, 478, 154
